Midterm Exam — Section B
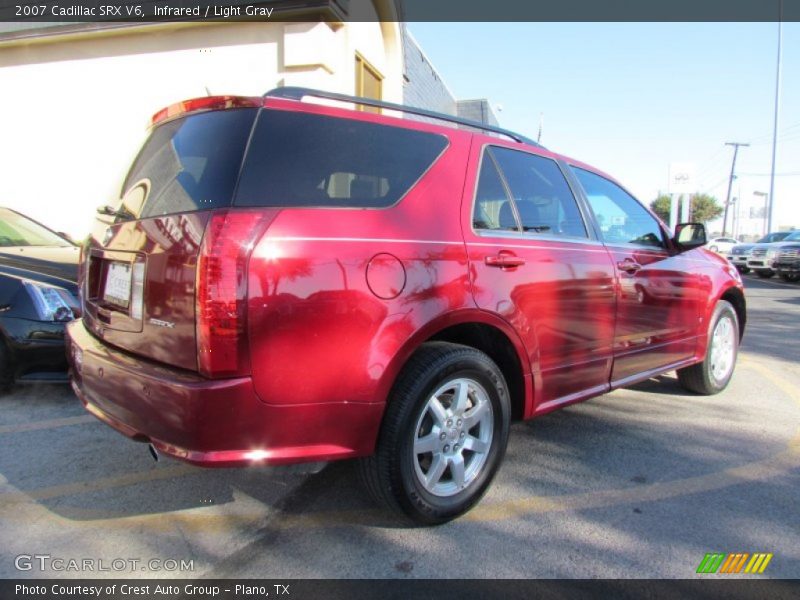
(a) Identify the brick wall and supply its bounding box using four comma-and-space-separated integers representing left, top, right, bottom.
401, 25, 498, 126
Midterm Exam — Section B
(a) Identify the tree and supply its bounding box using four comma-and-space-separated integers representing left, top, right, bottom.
689, 193, 724, 223
649, 193, 723, 225
650, 195, 672, 223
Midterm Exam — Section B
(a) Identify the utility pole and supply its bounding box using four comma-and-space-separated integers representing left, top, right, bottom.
767, 7, 783, 233
722, 142, 749, 236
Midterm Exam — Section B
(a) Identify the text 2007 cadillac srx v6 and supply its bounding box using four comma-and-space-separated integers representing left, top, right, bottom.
67, 88, 745, 524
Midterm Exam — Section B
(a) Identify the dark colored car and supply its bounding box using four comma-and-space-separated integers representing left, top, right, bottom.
773, 242, 800, 282
743, 231, 796, 278
726, 231, 792, 275
67, 88, 746, 524
0, 208, 81, 389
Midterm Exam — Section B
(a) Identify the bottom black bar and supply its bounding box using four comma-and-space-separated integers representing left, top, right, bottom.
2, 579, 800, 600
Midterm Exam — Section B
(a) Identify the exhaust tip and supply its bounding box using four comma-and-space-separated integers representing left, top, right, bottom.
148, 443, 159, 462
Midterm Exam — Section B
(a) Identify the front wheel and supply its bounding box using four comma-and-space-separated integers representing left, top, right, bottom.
736, 266, 750, 275
359, 342, 511, 525
677, 300, 739, 395
779, 272, 800, 283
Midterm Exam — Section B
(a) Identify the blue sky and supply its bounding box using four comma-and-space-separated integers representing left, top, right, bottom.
408, 22, 800, 234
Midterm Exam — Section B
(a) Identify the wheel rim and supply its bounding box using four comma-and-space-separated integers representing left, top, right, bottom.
709, 314, 736, 384
412, 377, 494, 498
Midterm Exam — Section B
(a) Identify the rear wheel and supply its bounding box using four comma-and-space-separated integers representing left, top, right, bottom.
678, 300, 739, 395
756, 269, 774, 278
359, 342, 511, 525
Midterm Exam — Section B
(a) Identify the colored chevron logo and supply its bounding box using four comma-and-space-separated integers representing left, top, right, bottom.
696, 552, 773, 574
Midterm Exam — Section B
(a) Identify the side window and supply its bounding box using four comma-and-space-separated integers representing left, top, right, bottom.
235, 110, 448, 208
490, 147, 588, 239
573, 167, 665, 248
472, 153, 518, 231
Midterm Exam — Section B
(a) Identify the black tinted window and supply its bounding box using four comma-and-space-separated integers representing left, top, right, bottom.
235, 110, 448, 208
122, 108, 257, 218
473, 154, 517, 231
573, 167, 664, 248
490, 147, 587, 238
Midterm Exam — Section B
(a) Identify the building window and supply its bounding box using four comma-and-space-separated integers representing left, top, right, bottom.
355, 54, 383, 113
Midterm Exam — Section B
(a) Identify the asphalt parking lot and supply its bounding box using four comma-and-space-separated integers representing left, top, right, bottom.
1, 274, 799, 579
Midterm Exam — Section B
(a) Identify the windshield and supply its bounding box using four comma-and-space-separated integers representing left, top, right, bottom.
782, 231, 800, 242
757, 232, 791, 243
0, 208, 72, 248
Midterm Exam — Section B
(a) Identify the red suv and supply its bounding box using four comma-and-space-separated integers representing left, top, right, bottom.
67, 88, 746, 524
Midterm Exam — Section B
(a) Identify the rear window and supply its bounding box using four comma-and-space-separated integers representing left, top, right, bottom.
121, 108, 257, 218
234, 109, 449, 208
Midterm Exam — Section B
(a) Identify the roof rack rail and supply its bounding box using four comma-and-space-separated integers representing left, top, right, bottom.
264, 87, 541, 148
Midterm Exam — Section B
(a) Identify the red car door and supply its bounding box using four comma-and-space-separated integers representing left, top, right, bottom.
570, 166, 704, 385
463, 143, 617, 414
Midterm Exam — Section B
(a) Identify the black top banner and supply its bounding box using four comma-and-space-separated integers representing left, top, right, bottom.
0, 0, 798, 23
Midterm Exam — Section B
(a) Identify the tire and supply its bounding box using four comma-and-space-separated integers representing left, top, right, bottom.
736, 266, 750, 275
359, 342, 511, 525
779, 273, 799, 283
756, 269, 774, 278
634, 284, 646, 304
677, 300, 739, 395
0, 337, 12, 393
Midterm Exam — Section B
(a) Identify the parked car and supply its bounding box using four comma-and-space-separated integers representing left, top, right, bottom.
774, 243, 800, 282
746, 230, 800, 278
705, 237, 738, 254
727, 231, 792, 275
0, 207, 81, 389
66, 88, 746, 524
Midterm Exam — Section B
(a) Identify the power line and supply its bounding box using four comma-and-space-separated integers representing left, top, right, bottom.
738, 171, 800, 177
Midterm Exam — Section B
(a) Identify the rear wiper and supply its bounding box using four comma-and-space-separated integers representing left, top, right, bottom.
96, 205, 134, 221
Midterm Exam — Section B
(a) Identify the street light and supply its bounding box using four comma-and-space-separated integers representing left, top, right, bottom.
754, 191, 769, 236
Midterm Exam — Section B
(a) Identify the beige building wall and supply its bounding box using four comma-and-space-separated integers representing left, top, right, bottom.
0, 16, 402, 239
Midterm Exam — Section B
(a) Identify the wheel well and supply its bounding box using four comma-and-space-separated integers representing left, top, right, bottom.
720, 287, 746, 341
429, 323, 526, 421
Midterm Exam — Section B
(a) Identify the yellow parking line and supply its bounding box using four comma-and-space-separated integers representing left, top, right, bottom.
0, 464, 196, 503
0, 415, 95, 435
0, 356, 797, 530
464, 356, 800, 522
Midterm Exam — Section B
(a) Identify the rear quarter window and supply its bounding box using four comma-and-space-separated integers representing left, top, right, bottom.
121, 108, 257, 218
234, 109, 449, 208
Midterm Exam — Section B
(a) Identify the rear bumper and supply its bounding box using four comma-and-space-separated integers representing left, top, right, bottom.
66, 320, 383, 467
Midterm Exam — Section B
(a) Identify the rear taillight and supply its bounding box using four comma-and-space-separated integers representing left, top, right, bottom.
196, 210, 272, 378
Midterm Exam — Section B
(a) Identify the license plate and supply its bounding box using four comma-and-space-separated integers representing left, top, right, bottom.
103, 262, 132, 308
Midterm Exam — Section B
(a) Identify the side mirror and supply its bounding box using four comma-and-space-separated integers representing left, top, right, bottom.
673, 222, 707, 252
